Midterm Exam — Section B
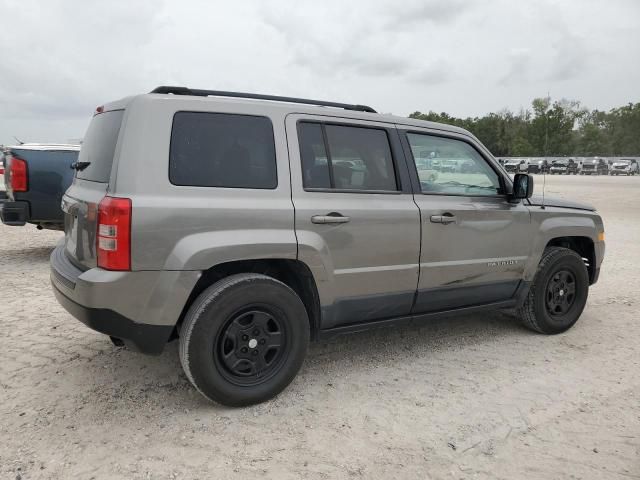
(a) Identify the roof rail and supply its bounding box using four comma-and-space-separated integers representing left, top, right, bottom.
149, 86, 377, 113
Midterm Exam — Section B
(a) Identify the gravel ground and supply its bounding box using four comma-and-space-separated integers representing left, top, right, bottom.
1, 175, 638, 479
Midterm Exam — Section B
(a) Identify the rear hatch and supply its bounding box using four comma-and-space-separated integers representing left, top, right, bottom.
63, 109, 125, 270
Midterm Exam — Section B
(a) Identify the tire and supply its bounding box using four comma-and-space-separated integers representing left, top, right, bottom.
179, 273, 310, 406
518, 247, 589, 334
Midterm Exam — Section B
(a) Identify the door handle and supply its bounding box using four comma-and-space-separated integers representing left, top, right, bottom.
311, 213, 351, 224
430, 214, 457, 225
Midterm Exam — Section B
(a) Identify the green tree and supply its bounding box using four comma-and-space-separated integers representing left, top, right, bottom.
409, 97, 640, 157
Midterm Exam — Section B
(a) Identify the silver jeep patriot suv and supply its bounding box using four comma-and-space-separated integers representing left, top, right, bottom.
51, 86, 605, 406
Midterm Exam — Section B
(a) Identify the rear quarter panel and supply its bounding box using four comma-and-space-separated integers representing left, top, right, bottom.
112, 95, 297, 271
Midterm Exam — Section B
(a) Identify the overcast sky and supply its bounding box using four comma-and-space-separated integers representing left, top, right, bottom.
1, 0, 638, 145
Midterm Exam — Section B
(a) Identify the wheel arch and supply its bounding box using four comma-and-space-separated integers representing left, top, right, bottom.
544, 236, 596, 284
175, 258, 322, 340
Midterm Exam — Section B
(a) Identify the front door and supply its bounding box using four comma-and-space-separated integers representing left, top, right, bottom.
286, 115, 421, 329
401, 129, 531, 313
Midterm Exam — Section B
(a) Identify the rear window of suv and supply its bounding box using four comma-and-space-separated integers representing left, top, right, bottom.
77, 110, 124, 182
169, 112, 277, 189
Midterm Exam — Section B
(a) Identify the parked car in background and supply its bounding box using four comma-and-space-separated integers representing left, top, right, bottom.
527, 158, 549, 174
504, 158, 528, 173
440, 159, 458, 173
460, 159, 481, 173
580, 157, 608, 175
609, 159, 638, 176
50, 86, 605, 406
414, 158, 439, 182
1, 144, 80, 229
566, 158, 579, 175
550, 158, 578, 175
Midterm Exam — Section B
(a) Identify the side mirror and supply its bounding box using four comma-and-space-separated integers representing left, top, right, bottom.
512, 173, 534, 200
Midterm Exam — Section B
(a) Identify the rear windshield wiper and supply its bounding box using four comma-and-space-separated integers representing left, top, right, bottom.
70, 161, 91, 171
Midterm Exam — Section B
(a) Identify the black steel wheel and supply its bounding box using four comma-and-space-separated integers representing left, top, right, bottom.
216, 309, 287, 386
519, 247, 589, 334
545, 270, 576, 316
180, 273, 309, 407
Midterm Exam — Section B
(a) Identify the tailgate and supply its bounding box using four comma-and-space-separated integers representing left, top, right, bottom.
7, 148, 78, 220
62, 181, 108, 269
62, 109, 124, 269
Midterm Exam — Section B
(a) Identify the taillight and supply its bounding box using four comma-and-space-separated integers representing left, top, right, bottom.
97, 196, 132, 271
10, 156, 28, 192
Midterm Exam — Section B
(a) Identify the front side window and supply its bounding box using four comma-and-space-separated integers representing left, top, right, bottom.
407, 133, 501, 196
298, 122, 398, 191
170, 112, 277, 189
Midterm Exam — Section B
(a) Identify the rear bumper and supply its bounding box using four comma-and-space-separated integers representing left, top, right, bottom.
52, 283, 173, 355
50, 244, 200, 355
0, 200, 29, 226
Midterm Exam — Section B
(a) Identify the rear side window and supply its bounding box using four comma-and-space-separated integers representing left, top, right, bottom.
169, 112, 277, 189
298, 122, 398, 191
77, 110, 124, 182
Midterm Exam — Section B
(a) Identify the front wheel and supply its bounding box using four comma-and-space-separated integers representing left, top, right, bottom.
518, 247, 589, 334
179, 273, 309, 406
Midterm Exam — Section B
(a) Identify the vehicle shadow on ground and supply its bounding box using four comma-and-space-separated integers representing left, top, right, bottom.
302, 310, 530, 374
56, 309, 532, 413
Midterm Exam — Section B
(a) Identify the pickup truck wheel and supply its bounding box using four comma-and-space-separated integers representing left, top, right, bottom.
518, 247, 589, 334
179, 273, 309, 407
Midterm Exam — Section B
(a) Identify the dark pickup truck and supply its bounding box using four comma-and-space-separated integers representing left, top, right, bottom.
1, 144, 80, 230
580, 157, 608, 176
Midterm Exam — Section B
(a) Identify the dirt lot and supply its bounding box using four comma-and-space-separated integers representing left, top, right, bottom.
1, 175, 638, 479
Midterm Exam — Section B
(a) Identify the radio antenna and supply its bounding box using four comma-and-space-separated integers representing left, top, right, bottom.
541, 93, 551, 210
541, 165, 547, 209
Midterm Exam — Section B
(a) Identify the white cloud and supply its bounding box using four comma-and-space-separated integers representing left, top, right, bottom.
0, 0, 638, 144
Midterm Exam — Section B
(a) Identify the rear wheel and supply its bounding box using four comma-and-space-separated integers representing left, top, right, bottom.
179, 273, 309, 406
518, 247, 589, 334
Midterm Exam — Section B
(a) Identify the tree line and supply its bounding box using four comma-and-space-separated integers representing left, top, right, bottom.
409, 98, 640, 157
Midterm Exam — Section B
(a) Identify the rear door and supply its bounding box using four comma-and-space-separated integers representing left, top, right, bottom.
286, 114, 420, 329
63, 109, 124, 269
400, 128, 531, 313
